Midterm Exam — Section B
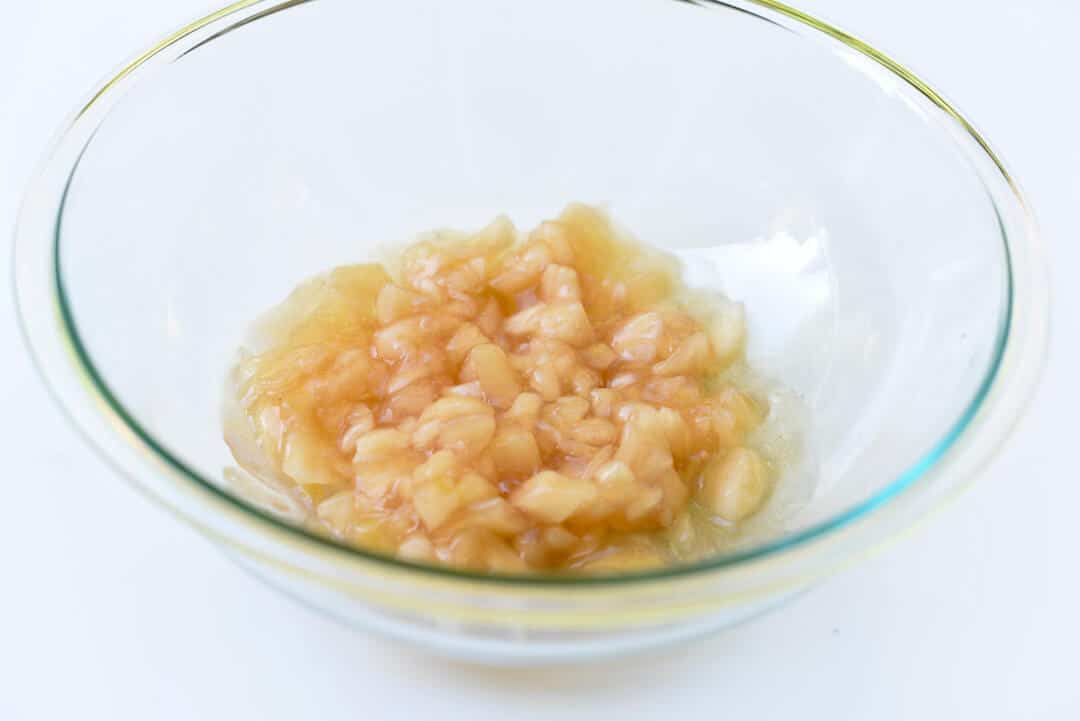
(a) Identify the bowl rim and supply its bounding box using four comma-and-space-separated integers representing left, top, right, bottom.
14, 0, 1046, 588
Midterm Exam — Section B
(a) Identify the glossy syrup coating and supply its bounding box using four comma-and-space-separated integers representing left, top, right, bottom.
226, 204, 772, 573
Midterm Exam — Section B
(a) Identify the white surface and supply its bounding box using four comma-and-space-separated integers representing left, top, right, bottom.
0, 1, 1074, 719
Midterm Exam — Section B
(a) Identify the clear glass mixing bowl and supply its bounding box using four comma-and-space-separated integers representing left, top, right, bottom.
14, 0, 1048, 663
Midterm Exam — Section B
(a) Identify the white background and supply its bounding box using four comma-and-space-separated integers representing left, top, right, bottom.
1, 1, 1075, 719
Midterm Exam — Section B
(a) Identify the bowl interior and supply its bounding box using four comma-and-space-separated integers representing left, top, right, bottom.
57, 0, 1008, 556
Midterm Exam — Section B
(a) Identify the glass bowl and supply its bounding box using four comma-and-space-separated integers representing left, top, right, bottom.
14, 0, 1048, 663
